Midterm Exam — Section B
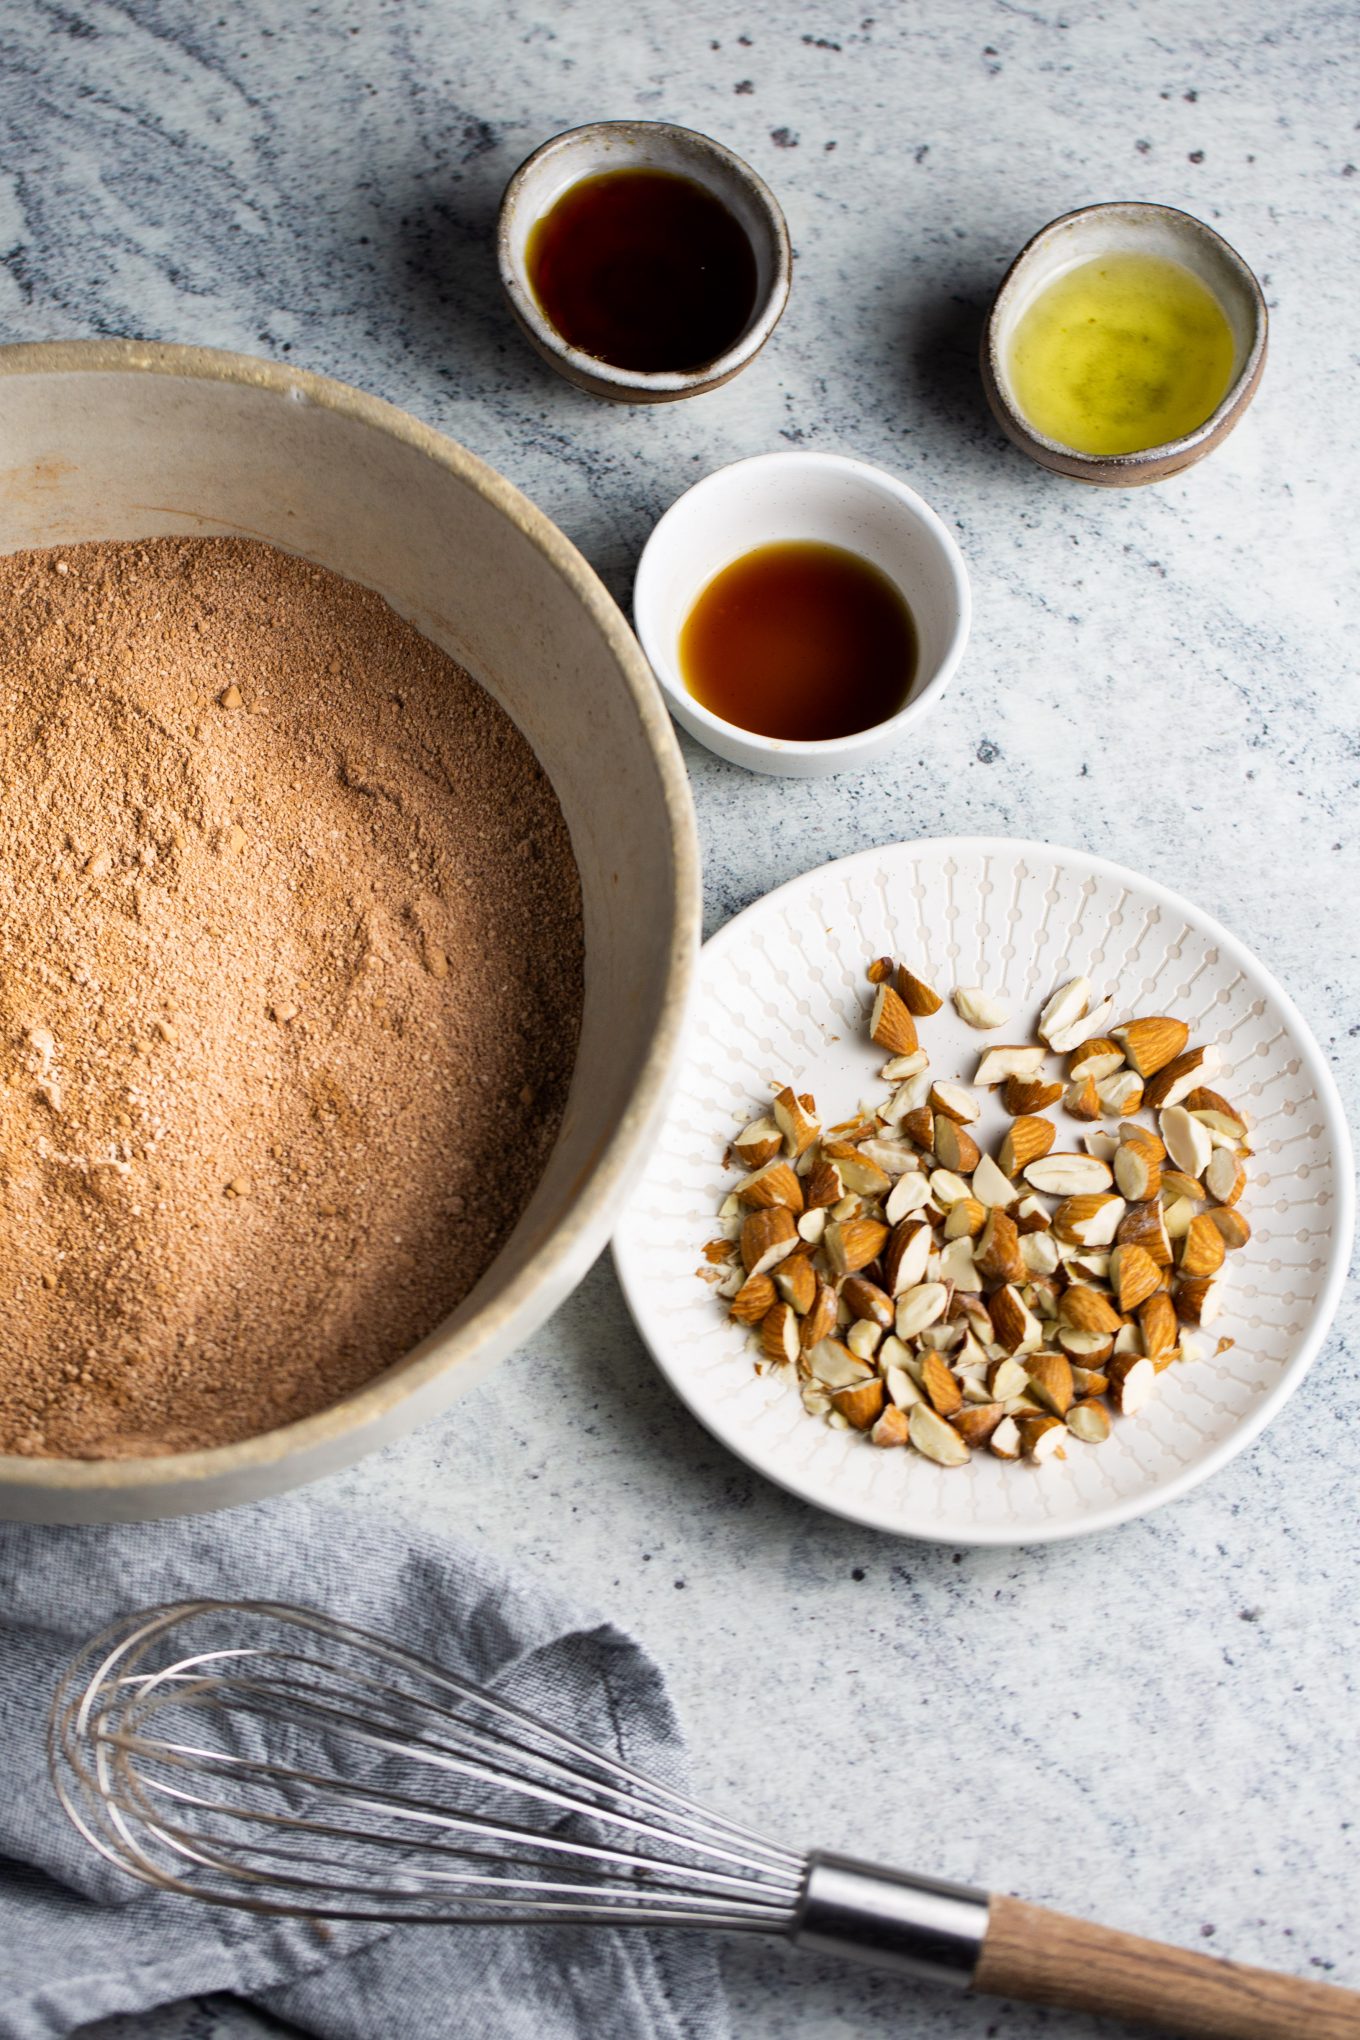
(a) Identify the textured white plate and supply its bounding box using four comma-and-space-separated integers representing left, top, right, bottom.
613, 838, 1354, 1544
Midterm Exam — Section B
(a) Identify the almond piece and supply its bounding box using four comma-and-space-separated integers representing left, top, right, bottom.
1051, 1193, 1125, 1248
846, 1317, 885, 1360
824, 1216, 889, 1276
1184, 1087, 1249, 1141
1059, 1285, 1124, 1336
730, 1272, 776, 1324
870, 1403, 910, 1447
895, 963, 943, 1016
1020, 1228, 1061, 1275
740, 1204, 798, 1276
772, 1084, 820, 1157
881, 1050, 930, 1083
905, 1400, 972, 1466
985, 1356, 1030, 1400
1145, 1046, 1218, 1113
920, 1350, 963, 1416
866, 956, 895, 984
1162, 1196, 1197, 1242
870, 983, 919, 1057
928, 1079, 980, 1125
1023, 1152, 1114, 1197
1112, 1016, 1190, 1079
968, 1152, 1016, 1210
1120, 1121, 1166, 1160
975, 1208, 1025, 1284
822, 1142, 891, 1199
1160, 1168, 1207, 1205
953, 986, 1010, 1030
928, 1169, 973, 1207
1114, 1139, 1163, 1203
1038, 976, 1091, 1045
895, 1282, 949, 1339
798, 1206, 828, 1245
804, 1160, 844, 1210
731, 1115, 783, 1170
1107, 1353, 1156, 1414
1138, 1290, 1178, 1358
1097, 1070, 1145, 1118
884, 1171, 931, 1223
1016, 1412, 1067, 1461
760, 1301, 801, 1366
1057, 1325, 1115, 1362
1204, 1147, 1246, 1208
883, 1218, 932, 1294
1209, 1205, 1251, 1251
857, 1137, 922, 1177
944, 1196, 987, 1239
998, 1115, 1055, 1177
990, 1283, 1042, 1354
1064, 1075, 1101, 1120
1003, 1074, 1064, 1115
1178, 1212, 1226, 1278
1110, 1242, 1162, 1314
841, 1276, 895, 1328
975, 1043, 1047, 1086
1159, 1105, 1214, 1179
883, 1361, 922, 1409
1066, 1399, 1112, 1444
989, 1414, 1022, 1460
1045, 996, 1117, 1055
800, 1279, 838, 1349
1068, 1037, 1125, 1083
1173, 1274, 1222, 1326
806, 1338, 874, 1388
1026, 1350, 1075, 1417
942, 1404, 997, 1448
900, 1106, 936, 1151
832, 1376, 887, 1430
1070, 1364, 1110, 1397
933, 1117, 981, 1173
774, 1254, 818, 1314
1013, 1194, 1052, 1235
737, 1159, 805, 1212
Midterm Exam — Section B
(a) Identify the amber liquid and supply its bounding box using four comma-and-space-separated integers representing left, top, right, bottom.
680, 541, 918, 743
526, 168, 758, 372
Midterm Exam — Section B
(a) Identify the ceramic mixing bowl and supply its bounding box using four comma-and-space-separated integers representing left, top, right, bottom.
0, 339, 698, 1523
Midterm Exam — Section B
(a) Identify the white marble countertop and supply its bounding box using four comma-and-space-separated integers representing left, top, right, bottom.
3, 1, 1357, 2035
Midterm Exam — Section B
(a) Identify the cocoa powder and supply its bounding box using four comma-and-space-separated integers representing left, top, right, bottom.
0, 537, 583, 1458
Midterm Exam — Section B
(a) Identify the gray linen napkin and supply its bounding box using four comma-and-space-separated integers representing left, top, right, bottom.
0, 1492, 730, 2040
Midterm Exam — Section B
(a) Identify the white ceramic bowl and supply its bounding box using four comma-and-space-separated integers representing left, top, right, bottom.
498, 121, 791, 404
614, 837, 1353, 1546
633, 451, 971, 776
0, 340, 699, 1523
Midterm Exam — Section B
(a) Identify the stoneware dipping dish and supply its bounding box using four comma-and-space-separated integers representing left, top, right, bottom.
497, 120, 791, 403
0, 339, 698, 1524
633, 450, 971, 776
982, 201, 1268, 486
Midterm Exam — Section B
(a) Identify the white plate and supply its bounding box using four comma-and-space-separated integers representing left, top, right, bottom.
613, 838, 1354, 1545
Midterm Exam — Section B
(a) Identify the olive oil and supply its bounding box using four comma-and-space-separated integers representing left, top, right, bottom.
526, 168, 758, 373
1007, 251, 1236, 456
679, 541, 917, 743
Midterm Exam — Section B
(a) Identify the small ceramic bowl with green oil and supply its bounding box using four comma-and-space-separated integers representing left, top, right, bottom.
981, 201, 1267, 486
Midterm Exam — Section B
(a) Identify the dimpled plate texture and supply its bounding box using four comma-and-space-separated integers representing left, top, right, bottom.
613, 838, 1354, 1544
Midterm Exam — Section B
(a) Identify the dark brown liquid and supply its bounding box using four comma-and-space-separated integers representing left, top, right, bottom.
680, 541, 918, 742
526, 168, 758, 373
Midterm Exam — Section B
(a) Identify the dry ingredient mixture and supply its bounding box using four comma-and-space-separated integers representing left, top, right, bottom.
700, 963, 1251, 1469
0, 537, 583, 1459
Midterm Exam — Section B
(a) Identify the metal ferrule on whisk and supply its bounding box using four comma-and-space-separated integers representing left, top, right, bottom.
793, 1851, 990, 1986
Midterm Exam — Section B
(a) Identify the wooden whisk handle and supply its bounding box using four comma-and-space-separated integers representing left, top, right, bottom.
975, 1893, 1360, 2040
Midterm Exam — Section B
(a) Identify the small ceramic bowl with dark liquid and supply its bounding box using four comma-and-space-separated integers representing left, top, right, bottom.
634, 451, 971, 777
497, 121, 791, 402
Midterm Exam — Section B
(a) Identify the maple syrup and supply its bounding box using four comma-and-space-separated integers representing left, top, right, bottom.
679, 541, 918, 742
526, 168, 758, 372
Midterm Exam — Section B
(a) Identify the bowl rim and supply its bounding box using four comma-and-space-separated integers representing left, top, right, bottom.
496, 119, 793, 396
0, 335, 700, 1496
632, 448, 973, 764
983, 200, 1269, 472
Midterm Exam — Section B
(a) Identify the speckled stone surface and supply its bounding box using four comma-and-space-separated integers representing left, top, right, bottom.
2, 2, 1356, 2035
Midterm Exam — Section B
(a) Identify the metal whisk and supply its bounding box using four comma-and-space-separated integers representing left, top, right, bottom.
49, 1601, 1360, 2040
